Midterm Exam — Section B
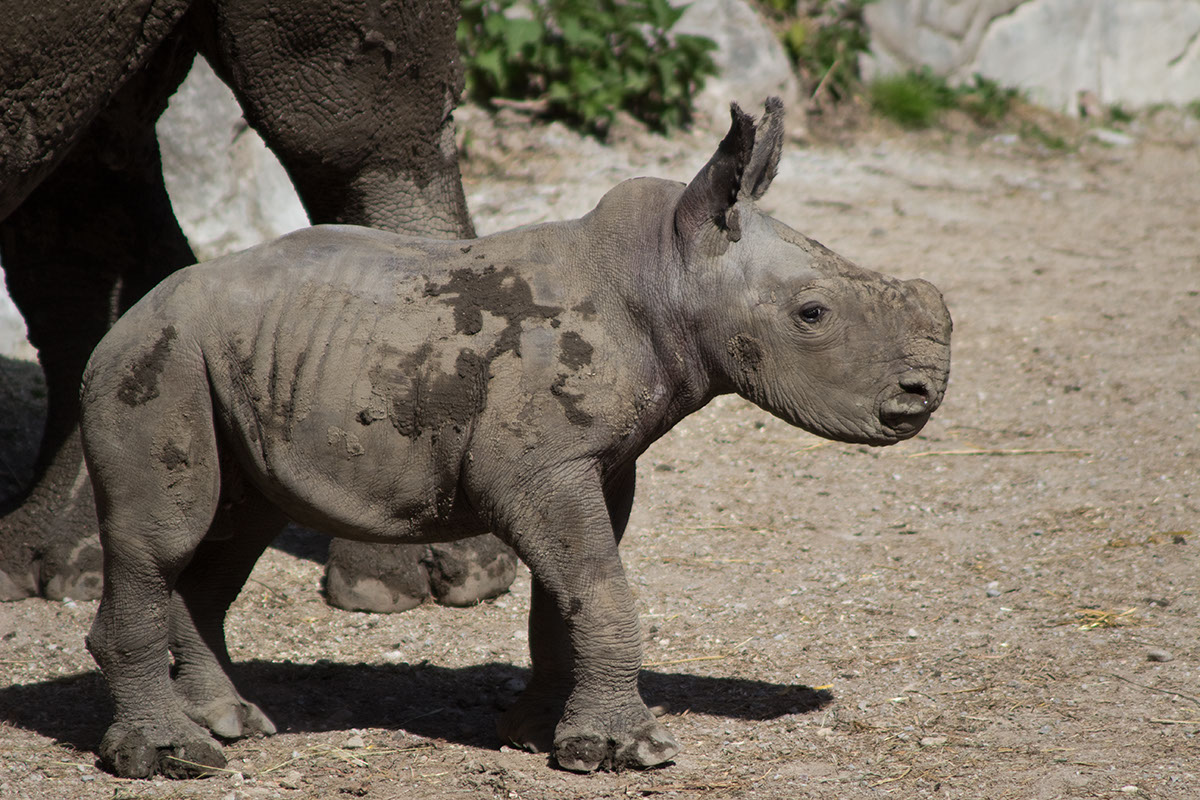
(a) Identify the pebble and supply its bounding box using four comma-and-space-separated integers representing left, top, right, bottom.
986, 581, 1002, 598
278, 770, 303, 789
343, 734, 366, 749
919, 736, 947, 747
1147, 648, 1174, 663
907, 628, 919, 639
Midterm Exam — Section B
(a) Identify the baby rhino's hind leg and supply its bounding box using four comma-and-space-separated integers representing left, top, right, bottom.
169, 480, 288, 740
82, 335, 226, 778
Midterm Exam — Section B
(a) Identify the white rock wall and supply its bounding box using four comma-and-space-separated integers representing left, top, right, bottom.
157, 59, 310, 262
674, 0, 801, 127
865, 0, 1200, 114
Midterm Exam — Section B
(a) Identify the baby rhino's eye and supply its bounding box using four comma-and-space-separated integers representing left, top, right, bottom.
794, 301, 827, 326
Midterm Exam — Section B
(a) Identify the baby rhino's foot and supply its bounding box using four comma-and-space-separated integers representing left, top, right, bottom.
184, 695, 276, 740
99, 718, 225, 779
554, 715, 679, 772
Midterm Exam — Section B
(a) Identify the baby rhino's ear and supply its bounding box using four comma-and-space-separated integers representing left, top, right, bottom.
739, 96, 784, 202
674, 97, 785, 243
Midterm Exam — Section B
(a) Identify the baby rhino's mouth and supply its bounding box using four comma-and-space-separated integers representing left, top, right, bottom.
878, 375, 937, 439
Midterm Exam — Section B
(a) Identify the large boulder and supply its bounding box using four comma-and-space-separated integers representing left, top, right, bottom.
864, 0, 1200, 114
674, 0, 801, 130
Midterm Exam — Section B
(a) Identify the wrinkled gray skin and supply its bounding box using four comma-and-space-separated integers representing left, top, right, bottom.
0, 0, 514, 613
81, 99, 951, 779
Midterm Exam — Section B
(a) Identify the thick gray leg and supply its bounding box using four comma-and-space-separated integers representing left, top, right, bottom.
82, 340, 226, 779
490, 466, 673, 772
498, 467, 636, 754
0, 32, 197, 601
169, 480, 286, 739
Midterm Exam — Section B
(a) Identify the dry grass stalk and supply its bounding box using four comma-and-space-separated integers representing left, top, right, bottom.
906, 448, 1089, 459
1075, 607, 1138, 630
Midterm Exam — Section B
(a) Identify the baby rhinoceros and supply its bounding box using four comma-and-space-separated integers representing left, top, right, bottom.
81, 98, 951, 779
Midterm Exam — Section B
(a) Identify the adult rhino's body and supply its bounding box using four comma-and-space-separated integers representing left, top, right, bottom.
81, 99, 951, 779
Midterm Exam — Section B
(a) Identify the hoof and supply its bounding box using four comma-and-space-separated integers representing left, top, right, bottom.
100, 722, 226, 779
0, 562, 37, 601
324, 536, 517, 613
426, 537, 516, 607
186, 697, 277, 740
325, 540, 428, 613
554, 720, 679, 772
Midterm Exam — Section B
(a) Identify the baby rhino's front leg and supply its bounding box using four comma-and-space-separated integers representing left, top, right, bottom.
491, 470, 678, 771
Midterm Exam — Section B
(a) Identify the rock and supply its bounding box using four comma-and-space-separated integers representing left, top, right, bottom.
919, 735, 947, 747
1146, 648, 1174, 663
157, 59, 308, 261
673, 0, 801, 132
343, 734, 366, 749
863, 0, 1200, 114
277, 770, 304, 789
1090, 129, 1135, 147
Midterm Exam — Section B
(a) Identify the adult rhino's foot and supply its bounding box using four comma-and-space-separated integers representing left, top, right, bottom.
0, 542, 38, 600
426, 536, 517, 607
554, 711, 679, 773
41, 528, 103, 600
325, 539, 430, 612
325, 535, 516, 613
0, 484, 104, 601
99, 719, 226, 779
0, 427, 105, 601
496, 686, 567, 754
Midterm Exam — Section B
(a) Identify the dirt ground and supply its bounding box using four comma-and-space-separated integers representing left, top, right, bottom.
2, 106, 1198, 800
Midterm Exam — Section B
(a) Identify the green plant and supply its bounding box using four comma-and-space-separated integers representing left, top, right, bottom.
1107, 104, 1134, 124
868, 69, 955, 128
457, 0, 718, 135
768, 1, 875, 103
1020, 121, 1070, 151
869, 70, 1019, 129
955, 74, 1020, 124
1186, 100, 1200, 120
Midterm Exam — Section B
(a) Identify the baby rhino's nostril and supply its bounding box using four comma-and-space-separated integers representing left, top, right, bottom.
898, 375, 931, 402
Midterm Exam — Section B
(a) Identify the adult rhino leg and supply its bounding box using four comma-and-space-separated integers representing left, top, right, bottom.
199, 0, 474, 238
169, 478, 286, 740
0, 37, 198, 600
201, 0, 515, 613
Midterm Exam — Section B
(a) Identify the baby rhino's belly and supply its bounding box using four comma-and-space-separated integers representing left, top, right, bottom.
223, 382, 489, 545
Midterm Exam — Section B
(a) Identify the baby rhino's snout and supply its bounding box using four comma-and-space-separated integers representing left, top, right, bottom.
878, 279, 952, 439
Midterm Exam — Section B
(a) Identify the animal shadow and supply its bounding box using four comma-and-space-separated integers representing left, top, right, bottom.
0, 660, 832, 755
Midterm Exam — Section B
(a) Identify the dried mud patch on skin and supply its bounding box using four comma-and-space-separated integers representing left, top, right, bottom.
423, 266, 561, 355
116, 325, 176, 407
4, 119, 1200, 799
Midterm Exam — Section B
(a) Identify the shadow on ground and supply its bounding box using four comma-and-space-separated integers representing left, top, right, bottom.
0, 660, 832, 755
